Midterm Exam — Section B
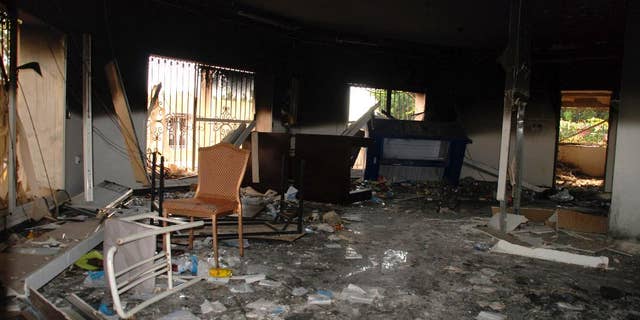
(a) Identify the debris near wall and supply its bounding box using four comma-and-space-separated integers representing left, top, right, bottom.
555, 162, 603, 188
33, 191, 640, 320
356, 176, 543, 211
162, 163, 195, 179
0, 180, 622, 319
550, 162, 611, 213
424, 177, 497, 208
482, 203, 634, 271
241, 187, 279, 218
547, 187, 610, 211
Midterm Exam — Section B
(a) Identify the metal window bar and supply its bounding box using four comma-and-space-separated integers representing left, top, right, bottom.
390, 90, 417, 120
146, 56, 255, 173
347, 86, 419, 171
349, 85, 420, 121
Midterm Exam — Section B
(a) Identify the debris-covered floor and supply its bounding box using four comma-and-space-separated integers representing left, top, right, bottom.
39, 192, 640, 320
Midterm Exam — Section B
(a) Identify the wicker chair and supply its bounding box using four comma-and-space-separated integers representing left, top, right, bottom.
163, 143, 250, 268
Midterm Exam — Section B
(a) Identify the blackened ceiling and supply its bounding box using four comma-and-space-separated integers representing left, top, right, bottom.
208, 0, 626, 53
11, 0, 627, 115
234, 0, 511, 48
16, 0, 627, 53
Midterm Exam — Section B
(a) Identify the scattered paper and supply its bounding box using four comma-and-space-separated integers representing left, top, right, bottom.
201, 299, 227, 314
475, 311, 506, 320
557, 302, 585, 311
292, 287, 308, 296
491, 239, 609, 269
488, 213, 528, 232
345, 247, 363, 260
339, 284, 375, 305
229, 282, 254, 293
258, 279, 282, 288
159, 310, 199, 320
244, 274, 266, 284
316, 223, 335, 233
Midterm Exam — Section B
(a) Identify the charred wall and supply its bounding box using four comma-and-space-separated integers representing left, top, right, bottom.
16, 0, 623, 191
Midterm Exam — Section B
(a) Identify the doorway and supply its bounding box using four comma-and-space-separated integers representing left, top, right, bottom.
555, 90, 611, 191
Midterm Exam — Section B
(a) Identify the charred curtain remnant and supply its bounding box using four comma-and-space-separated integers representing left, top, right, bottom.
147, 56, 254, 172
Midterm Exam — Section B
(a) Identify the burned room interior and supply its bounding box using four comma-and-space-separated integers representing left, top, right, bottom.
0, 0, 639, 319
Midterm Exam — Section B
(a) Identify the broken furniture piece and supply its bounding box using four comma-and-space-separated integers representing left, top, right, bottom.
364, 119, 471, 185
0, 190, 71, 230
144, 152, 199, 214
553, 208, 608, 234
214, 142, 305, 240
163, 143, 250, 268
0, 216, 104, 319
0, 218, 104, 295
104, 61, 150, 185
489, 206, 609, 235
341, 101, 380, 136
245, 132, 373, 203
105, 212, 205, 319
65, 180, 133, 215
221, 119, 256, 147
66, 293, 109, 320
152, 142, 305, 245
295, 134, 372, 203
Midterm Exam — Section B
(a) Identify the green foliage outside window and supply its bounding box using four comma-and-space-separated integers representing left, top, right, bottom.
559, 107, 609, 145
365, 88, 416, 120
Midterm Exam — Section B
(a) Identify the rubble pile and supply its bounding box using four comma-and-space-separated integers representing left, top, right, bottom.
555, 162, 604, 189
37, 191, 640, 320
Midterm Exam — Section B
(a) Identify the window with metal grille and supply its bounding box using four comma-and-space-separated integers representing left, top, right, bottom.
348, 85, 426, 122
147, 55, 254, 172
348, 86, 427, 175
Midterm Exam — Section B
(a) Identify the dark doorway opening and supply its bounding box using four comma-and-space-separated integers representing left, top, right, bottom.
555, 90, 611, 192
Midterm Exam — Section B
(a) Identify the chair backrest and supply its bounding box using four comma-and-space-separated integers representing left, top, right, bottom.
195, 143, 250, 203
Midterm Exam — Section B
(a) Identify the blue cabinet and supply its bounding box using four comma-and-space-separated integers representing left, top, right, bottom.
364, 119, 471, 185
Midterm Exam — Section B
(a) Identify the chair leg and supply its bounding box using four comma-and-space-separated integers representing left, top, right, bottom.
188, 217, 194, 250
238, 210, 244, 257
162, 210, 168, 250
212, 214, 219, 269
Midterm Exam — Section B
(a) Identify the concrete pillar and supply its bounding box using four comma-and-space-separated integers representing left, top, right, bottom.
609, 2, 640, 238
604, 100, 618, 193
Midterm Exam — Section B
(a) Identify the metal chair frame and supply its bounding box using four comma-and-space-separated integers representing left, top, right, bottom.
105, 212, 204, 319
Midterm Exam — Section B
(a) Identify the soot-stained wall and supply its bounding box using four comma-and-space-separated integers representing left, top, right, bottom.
610, 2, 640, 239
20, 0, 622, 192
456, 54, 620, 187
37, 0, 466, 189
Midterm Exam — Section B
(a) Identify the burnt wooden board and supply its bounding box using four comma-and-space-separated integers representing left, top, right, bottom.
556, 209, 608, 234
243, 132, 372, 203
